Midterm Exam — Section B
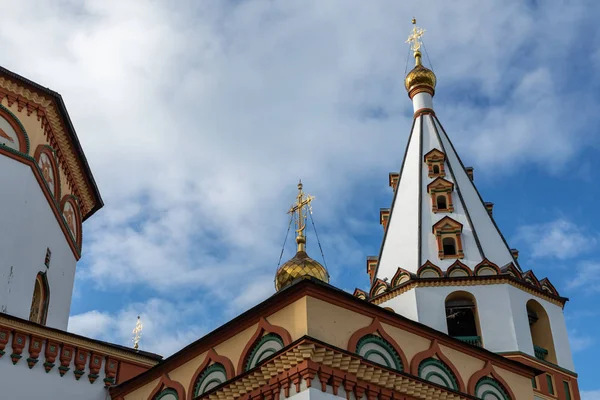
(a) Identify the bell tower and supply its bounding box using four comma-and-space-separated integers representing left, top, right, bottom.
354, 20, 579, 400
0, 66, 102, 330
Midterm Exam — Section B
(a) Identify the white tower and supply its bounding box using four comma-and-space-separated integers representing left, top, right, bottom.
355, 21, 576, 376
0, 67, 102, 330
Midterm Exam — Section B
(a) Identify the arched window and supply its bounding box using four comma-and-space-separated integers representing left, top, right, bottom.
356, 334, 403, 371
437, 195, 447, 210
445, 291, 481, 346
418, 358, 458, 390
244, 333, 284, 371
433, 165, 440, 174
29, 272, 49, 325
193, 363, 227, 397
154, 388, 178, 400
475, 377, 510, 400
443, 237, 456, 256
527, 300, 557, 364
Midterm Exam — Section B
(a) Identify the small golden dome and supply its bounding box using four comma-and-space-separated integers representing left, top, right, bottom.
275, 250, 329, 291
404, 51, 436, 96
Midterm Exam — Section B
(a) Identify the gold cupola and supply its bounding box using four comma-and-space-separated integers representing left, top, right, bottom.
275, 181, 329, 291
404, 19, 436, 98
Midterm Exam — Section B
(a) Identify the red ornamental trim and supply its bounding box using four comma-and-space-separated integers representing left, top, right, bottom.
0, 106, 28, 153
346, 318, 409, 372
44, 339, 59, 372
27, 335, 44, 368
74, 348, 89, 380
148, 374, 186, 400
60, 194, 82, 250
467, 361, 516, 400
0, 326, 9, 357
417, 261, 443, 278
88, 353, 103, 383
236, 317, 293, 375
59, 344, 75, 376
447, 260, 472, 277
409, 339, 466, 393
188, 348, 235, 400
474, 259, 501, 276
104, 357, 119, 387
11, 331, 27, 365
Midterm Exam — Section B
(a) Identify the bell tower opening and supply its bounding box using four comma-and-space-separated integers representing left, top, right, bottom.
442, 237, 456, 256
445, 291, 481, 346
527, 299, 557, 364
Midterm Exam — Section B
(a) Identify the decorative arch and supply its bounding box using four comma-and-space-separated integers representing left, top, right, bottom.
391, 268, 412, 287
369, 279, 389, 298
0, 104, 29, 154
522, 271, 541, 288
148, 374, 186, 400
409, 339, 465, 392
34, 145, 61, 200
60, 195, 82, 248
474, 259, 500, 276
353, 288, 367, 300
527, 299, 557, 364
347, 318, 408, 372
500, 263, 521, 279
433, 217, 464, 259
236, 317, 291, 374
467, 361, 515, 400
188, 349, 234, 400
446, 260, 472, 278
29, 272, 50, 325
445, 291, 482, 346
539, 278, 558, 296
418, 261, 443, 279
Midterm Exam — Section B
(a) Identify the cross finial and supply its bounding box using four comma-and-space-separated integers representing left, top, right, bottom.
132, 315, 143, 350
288, 180, 314, 253
406, 18, 426, 55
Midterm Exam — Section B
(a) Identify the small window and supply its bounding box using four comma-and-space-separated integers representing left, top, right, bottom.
563, 381, 571, 400
546, 374, 554, 395
433, 165, 440, 174
532, 377, 537, 389
443, 237, 456, 256
437, 195, 447, 210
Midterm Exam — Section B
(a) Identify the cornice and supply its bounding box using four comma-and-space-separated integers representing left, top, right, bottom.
0, 314, 159, 366
0, 74, 98, 218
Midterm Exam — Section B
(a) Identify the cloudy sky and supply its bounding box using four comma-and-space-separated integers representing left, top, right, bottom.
1, 0, 599, 396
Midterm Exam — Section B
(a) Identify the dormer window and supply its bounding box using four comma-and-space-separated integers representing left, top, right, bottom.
424, 149, 446, 178
433, 217, 464, 259
427, 178, 454, 213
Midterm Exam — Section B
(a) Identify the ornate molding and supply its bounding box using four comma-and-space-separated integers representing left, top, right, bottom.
410, 339, 466, 393
467, 361, 516, 400
347, 318, 408, 372
149, 374, 187, 400
188, 349, 235, 400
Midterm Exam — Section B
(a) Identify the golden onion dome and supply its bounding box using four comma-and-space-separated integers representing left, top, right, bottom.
404, 50, 436, 96
275, 249, 329, 291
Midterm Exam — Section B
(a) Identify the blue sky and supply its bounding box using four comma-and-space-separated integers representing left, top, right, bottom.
1, 0, 599, 397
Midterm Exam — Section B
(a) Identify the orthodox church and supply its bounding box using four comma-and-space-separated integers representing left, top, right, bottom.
0, 21, 580, 400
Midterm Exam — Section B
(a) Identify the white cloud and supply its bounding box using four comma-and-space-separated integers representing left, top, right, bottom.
515, 219, 595, 260
567, 261, 600, 293
582, 391, 600, 400
1, 0, 599, 350
568, 329, 594, 353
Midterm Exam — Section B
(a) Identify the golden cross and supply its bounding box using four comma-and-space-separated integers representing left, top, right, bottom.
288, 180, 314, 252
132, 315, 143, 350
405, 18, 426, 53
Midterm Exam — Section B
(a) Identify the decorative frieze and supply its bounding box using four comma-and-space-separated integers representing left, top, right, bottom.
10, 331, 26, 365
59, 344, 74, 376
44, 339, 59, 372
27, 335, 44, 368
74, 348, 89, 380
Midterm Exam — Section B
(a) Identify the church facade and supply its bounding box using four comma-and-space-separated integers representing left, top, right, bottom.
0, 21, 580, 400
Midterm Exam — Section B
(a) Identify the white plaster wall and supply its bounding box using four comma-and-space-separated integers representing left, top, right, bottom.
420, 116, 482, 270
433, 118, 514, 268
287, 387, 359, 400
380, 289, 419, 322
377, 118, 422, 279
0, 335, 108, 400
412, 92, 433, 112
505, 285, 575, 371
0, 156, 77, 330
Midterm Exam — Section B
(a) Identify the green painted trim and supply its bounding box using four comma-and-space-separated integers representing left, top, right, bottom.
193, 363, 226, 397
475, 377, 509, 400
0, 103, 30, 154
418, 358, 458, 390
363, 349, 392, 368
245, 333, 284, 371
479, 389, 502, 399
356, 334, 403, 371
546, 374, 554, 395
424, 371, 453, 388
155, 388, 179, 400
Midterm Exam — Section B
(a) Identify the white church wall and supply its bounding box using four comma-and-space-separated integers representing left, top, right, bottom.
286, 387, 360, 400
505, 285, 575, 371
0, 156, 77, 331
0, 335, 108, 400
377, 118, 422, 278
380, 289, 419, 322
412, 92, 433, 112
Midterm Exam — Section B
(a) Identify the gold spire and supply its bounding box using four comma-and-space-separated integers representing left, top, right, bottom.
274, 181, 329, 291
404, 18, 436, 97
288, 180, 314, 253
132, 315, 143, 350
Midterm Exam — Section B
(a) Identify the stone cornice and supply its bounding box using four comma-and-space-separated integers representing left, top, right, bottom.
0, 72, 101, 219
